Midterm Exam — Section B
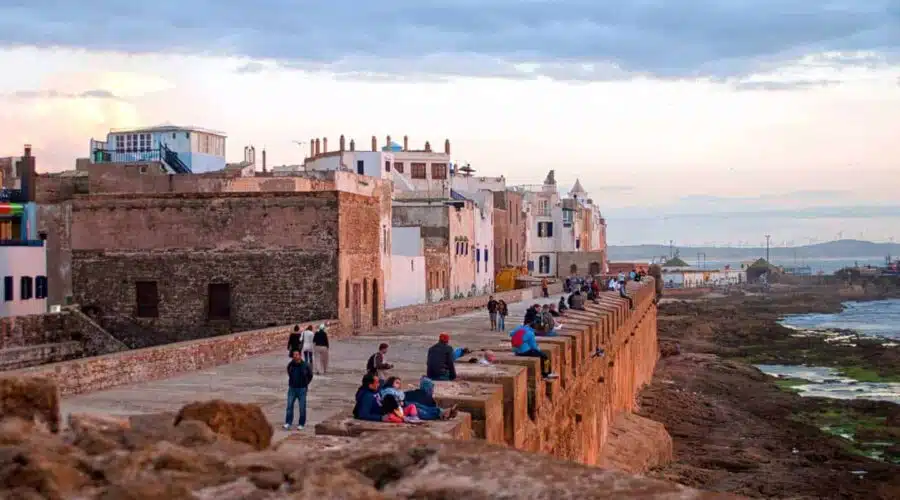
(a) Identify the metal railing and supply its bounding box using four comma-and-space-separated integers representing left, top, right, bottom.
91, 147, 163, 164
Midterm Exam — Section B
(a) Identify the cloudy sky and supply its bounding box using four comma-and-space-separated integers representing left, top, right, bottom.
1, 1, 898, 245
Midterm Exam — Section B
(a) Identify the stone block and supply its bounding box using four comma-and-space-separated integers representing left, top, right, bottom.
433, 381, 505, 445
491, 353, 544, 419
535, 340, 564, 386
315, 411, 472, 440
544, 376, 561, 401
556, 324, 585, 373
456, 363, 528, 448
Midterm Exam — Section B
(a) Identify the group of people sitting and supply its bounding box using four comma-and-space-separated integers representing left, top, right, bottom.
353, 333, 465, 425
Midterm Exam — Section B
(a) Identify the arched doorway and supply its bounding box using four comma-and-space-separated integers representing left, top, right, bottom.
372, 279, 379, 327
589, 262, 601, 275
569, 264, 578, 275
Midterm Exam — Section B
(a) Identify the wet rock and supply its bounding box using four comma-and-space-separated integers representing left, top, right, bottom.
174, 400, 273, 450
0, 376, 60, 433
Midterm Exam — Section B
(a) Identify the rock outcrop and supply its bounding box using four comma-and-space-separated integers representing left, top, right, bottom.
0, 376, 737, 499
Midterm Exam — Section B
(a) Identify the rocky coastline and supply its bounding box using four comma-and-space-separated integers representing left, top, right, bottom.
640, 284, 900, 499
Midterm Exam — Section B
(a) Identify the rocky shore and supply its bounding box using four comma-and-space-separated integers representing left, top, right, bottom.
640, 284, 900, 499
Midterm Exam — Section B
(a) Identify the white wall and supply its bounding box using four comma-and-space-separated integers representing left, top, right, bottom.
0, 245, 48, 317
387, 226, 427, 308
472, 191, 495, 295
305, 151, 393, 179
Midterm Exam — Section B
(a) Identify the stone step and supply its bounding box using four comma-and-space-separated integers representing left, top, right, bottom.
0, 341, 84, 370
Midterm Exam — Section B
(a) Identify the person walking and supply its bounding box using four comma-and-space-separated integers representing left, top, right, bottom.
497, 299, 508, 331
287, 325, 303, 358
313, 323, 330, 375
487, 295, 499, 331
541, 277, 549, 298
300, 325, 315, 370
284, 350, 314, 431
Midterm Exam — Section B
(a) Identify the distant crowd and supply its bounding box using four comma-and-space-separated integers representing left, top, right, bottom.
281, 270, 644, 430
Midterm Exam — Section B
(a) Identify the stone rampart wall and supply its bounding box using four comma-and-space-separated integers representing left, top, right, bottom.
318, 279, 666, 468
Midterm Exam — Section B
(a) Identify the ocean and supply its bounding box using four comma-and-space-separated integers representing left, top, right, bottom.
698, 258, 886, 276
779, 299, 900, 340
758, 299, 900, 405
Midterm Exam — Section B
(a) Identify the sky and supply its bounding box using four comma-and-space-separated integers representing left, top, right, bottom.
0, 1, 898, 245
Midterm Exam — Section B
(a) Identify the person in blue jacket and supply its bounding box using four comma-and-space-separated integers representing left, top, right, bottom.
509, 325, 558, 380
353, 373, 385, 422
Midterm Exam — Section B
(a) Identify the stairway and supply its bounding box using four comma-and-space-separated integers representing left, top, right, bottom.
160, 144, 192, 174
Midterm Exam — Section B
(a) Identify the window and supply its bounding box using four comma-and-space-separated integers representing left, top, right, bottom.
2, 276, 12, 301
207, 283, 231, 321
394, 162, 404, 174
356, 160, 365, 175
135, 281, 159, 318
537, 222, 553, 238
345, 280, 350, 308
563, 210, 574, 225
576, 238, 581, 249
20, 276, 33, 300
125, 134, 135, 152
115, 135, 124, 151
539, 255, 551, 274
364, 278, 368, 304
485, 249, 489, 263
476, 248, 481, 272
384, 160, 391, 172
411, 163, 426, 179
431, 163, 448, 180
411, 260, 415, 272
35, 276, 48, 299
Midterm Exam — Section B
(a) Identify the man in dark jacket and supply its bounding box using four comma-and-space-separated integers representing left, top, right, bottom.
426, 333, 456, 381
284, 350, 314, 430
287, 325, 302, 358
523, 304, 540, 326
353, 373, 384, 422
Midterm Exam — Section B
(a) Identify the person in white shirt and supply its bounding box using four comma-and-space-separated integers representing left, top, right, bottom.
300, 325, 315, 369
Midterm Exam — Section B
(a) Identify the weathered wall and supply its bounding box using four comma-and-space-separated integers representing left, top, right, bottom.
69, 192, 353, 347
448, 201, 476, 298
393, 204, 451, 302
557, 250, 607, 277
36, 202, 72, 305
492, 190, 526, 270
336, 192, 384, 331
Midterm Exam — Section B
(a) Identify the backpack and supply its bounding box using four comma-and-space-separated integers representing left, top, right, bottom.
510, 327, 527, 349
366, 353, 378, 373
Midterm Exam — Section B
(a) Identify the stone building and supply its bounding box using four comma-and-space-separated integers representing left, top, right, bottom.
71, 191, 382, 348
492, 189, 527, 271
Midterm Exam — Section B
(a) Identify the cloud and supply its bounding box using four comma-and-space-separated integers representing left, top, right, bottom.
1, 1, 897, 82
7, 89, 120, 100
732, 79, 843, 91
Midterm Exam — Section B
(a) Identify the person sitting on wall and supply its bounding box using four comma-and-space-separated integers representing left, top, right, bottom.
570, 290, 586, 311
558, 296, 569, 313
619, 279, 634, 310
510, 324, 558, 380
404, 376, 459, 420
534, 305, 559, 337
353, 373, 384, 422
523, 304, 540, 326
548, 303, 561, 317
426, 333, 457, 381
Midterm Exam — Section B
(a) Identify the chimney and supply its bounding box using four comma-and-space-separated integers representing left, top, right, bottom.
309, 140, 314, 158
444, 139, 451, 155
424, 141, 431, 152
339, 134, 346, 152
323, 137, 328, 153
19, 144, 36, 203
24, 144, 32, 157
314, 138, 320, 156
403, 135, 409, 151
386, 135, 391, 148
350, 139, 356, 151
371, 136, 377, 151
261, 148, 267, 172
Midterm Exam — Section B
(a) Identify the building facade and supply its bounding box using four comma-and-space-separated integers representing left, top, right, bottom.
90, 125, 227, 173
69, 191, 382, 347
386, 226, 427, 308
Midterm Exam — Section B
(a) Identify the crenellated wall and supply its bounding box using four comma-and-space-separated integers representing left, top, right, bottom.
317, 279, 667, 468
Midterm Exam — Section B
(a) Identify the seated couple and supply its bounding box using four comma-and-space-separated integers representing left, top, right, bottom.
526, 304, 562, 337
353, 374, 458, 424
510, 324, 559, 380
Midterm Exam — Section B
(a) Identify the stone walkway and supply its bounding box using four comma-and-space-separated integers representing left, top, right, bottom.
61, 293, 566, 440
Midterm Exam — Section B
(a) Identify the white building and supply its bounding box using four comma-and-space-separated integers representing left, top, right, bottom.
386, 227, 427, 308
1, 242, 48, 317
89, 124, 227, 174
471, 190, 495, 295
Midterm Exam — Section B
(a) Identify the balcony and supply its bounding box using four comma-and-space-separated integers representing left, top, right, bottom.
0, 188, 27, 203
91, 147, 163, 164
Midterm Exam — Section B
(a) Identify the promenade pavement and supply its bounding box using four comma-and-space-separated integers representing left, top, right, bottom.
61, 293, 567, 440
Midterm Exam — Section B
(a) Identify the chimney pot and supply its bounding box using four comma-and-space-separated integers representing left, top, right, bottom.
339, 134, 346, 151
386, 135, 391, 148
323, 137, 328, 153
24, 144, 32, 157
371, 136, 377, 151
350, 139, 356, 151
314, 138, 320, 156
262, 149, 267, 172
424, 141, 431, 152
309, 140, 314, 158
403, 135, 409, 151
444, 139, 451, 155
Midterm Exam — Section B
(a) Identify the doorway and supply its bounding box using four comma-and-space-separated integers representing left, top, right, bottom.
372, 279, 379, 327
351, 283, 362, 330
589, 262, 601, 275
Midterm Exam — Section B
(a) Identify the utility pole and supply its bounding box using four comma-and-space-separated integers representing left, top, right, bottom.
765, 234, 771, 263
